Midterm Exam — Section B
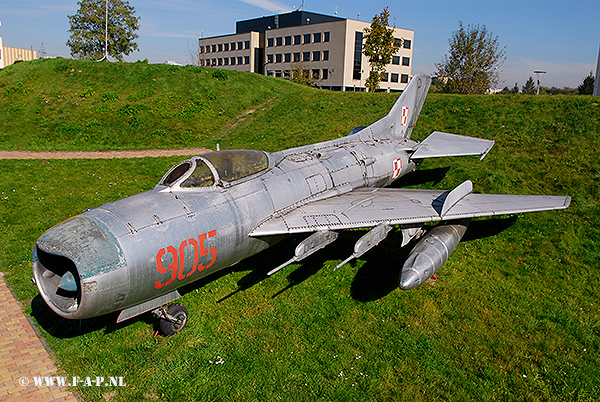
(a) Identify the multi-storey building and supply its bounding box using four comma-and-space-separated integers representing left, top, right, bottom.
198, 11, 414, 91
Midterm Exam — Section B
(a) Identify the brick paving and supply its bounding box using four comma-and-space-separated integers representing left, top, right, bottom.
0, 275, 78, 402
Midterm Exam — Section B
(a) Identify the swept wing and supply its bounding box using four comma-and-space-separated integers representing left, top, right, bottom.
250, 182, 571, 237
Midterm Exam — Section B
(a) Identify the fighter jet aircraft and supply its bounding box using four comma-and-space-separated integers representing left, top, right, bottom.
32, 74, 570, 336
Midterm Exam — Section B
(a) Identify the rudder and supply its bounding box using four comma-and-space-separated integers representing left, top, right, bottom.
365, 73, 431, 140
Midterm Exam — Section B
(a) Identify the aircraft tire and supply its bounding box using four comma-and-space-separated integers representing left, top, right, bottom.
159, 303, 188, 336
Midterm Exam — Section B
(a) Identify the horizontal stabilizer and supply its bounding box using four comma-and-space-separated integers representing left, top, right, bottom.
412, 132, 495, 160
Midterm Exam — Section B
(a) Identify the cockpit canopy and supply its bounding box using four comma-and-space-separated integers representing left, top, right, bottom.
160, 150, 270, 189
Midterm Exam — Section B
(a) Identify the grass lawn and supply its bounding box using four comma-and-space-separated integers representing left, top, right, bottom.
1, 59, 599, 401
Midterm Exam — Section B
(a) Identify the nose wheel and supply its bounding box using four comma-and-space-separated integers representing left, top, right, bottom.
153, 303, 188, 336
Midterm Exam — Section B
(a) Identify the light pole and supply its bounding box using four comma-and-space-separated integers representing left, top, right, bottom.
98, 0, 108, 61
534, 70, 546, 95
329, 69, 334, 90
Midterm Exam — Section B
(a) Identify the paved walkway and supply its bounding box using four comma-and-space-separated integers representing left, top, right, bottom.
0, 275, 77, 402
0, 147, 211, 160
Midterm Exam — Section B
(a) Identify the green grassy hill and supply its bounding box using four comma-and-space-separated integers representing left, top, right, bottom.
0, 58, 400, 152
1, 59, 600, 401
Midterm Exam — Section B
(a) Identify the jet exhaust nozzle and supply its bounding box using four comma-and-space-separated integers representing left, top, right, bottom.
399, 220, 469, 290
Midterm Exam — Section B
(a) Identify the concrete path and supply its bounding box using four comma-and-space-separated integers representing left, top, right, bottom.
0, 275, 77, 401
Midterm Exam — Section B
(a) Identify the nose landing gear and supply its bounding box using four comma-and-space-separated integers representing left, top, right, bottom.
152, 303, 188, 336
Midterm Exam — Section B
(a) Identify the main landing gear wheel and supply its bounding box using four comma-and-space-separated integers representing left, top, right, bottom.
157, 303, 188, 336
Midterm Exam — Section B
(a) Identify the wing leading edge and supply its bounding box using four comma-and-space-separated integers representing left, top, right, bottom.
250, 182, 571, 237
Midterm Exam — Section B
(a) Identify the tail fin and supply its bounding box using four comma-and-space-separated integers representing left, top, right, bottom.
366, 73, 431, 140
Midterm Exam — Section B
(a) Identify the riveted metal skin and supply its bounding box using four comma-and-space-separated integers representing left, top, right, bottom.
32, 73, 571, 323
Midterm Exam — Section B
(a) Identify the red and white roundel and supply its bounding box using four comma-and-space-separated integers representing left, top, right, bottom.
401, 106, 409, 126
392, 158, 403, 180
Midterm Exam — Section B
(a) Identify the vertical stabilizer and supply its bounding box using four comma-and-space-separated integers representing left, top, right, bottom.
366, 73, 431, 140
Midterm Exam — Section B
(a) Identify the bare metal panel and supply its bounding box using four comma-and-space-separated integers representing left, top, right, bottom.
250, 187, 571, 236
411, 132, 495, 160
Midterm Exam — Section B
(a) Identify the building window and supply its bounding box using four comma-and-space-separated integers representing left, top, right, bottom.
353, 31, 363, 80
211, 58, 216, 66
394, 38, 402, 47
293, 53, 301, 62
323, 50, 329, 61
267, 54, 274, 63
284, 53, 291, 63
238, 41, 243, 50
268, 38, 274, 48
303, 51, 311, 62
304, 33, 311, 44
403, 39, 411, 49
294, 35, 301, 45
224, 58, 229, 66
401, 74, 409, 83
314, 32, 321, 43
200, 46, 204, 54
322, 69, 328, 80
218, 44, 223, 52
224, 43, 229, 52
324, 32, 330, 42
231, 57, 236, 65
285, 36, 292, 46
312, 69, 320, 80
275, 70, 282, 78
205, 46, 210, 53
402, 57, 410, 66
231, 42, 236, 51
276, 37, 283, 46
276, 54, 282, 63
244, 56, 250, 64
218, 58, 223, 66
237, 56, 243, 65
382, 73, 389, 82
244, 40, 250, 49
313, 51, 320, 61
391, 73, 399, 83
284, 70, 290, 79
212, 44, 217, 53
392, 56, 400, 65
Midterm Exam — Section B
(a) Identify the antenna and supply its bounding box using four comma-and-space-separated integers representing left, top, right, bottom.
533, 70, 546, 95
39, 42, 47, 58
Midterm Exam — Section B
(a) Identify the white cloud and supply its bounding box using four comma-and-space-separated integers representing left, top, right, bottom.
238, 0, 292, 13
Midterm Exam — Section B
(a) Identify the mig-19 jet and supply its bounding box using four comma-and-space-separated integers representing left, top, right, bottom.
32, 74, 570, 335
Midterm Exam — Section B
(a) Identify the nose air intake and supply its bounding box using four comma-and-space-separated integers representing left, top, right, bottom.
32, 215, 127, 319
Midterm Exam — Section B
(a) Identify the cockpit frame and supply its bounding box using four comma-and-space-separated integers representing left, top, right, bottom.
157, 150, 272, 192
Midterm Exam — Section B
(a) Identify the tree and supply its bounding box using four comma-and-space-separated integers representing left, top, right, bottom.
435, 21, 505, 94
290, 63, 316, 87
578, 72, 595, 95
67, 0, 140, 61
522, 77, 536, 94
363, 7, 398, 92
186, 37, 200, 66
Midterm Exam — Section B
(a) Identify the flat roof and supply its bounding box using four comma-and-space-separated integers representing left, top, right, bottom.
236, 10, 344, 34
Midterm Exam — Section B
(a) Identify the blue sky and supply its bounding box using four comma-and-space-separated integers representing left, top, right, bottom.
1, 0, 598, 88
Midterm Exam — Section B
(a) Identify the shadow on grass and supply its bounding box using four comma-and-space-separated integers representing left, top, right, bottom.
392, 166, 451, 188
30, 295, 154, 339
